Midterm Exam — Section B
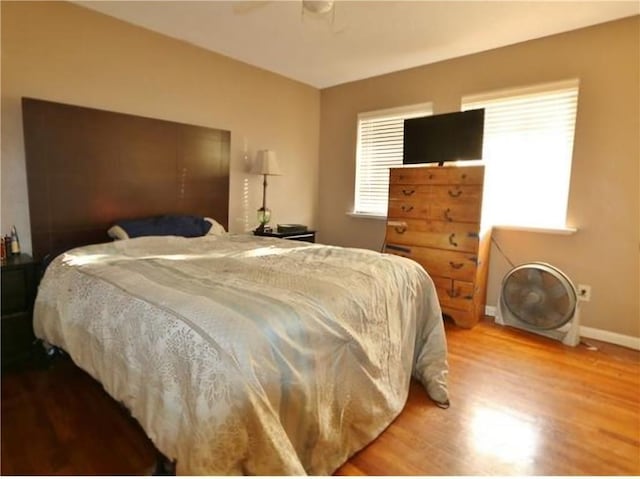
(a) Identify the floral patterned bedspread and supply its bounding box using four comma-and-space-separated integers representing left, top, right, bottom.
34, 234, 448, 475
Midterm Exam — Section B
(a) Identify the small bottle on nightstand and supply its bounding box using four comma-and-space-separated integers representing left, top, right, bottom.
10, 226, 20, 255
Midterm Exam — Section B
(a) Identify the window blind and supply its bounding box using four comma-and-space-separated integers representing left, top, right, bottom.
354, 103, 432, 216
462, 79, 579, 229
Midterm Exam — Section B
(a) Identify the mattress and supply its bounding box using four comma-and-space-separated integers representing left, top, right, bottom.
33, 234, 448, 475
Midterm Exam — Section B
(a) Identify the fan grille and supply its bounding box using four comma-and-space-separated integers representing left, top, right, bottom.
501, 263, 577, 330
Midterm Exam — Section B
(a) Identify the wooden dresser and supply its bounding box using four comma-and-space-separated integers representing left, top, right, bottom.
383, 165, 491, 328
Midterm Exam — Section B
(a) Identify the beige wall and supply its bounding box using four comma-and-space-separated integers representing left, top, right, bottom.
319, 17, 640, 338
1, 1, 320, 249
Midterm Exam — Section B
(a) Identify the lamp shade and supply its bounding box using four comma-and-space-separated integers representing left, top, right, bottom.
252, 150, 282, 176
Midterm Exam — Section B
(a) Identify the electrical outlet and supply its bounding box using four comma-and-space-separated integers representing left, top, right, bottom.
577, 284, 591, 302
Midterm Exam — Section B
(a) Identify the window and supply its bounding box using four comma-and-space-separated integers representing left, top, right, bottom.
462, 80, 579, 229
354, 103, 433, 216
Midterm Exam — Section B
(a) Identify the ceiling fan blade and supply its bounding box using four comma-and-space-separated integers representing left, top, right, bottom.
302, 0, 334, 14
232, 1, 272, 15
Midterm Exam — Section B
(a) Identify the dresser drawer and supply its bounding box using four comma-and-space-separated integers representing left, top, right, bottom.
389, 197, 481, 223
388, 184, 482, 222
441, 307, 476, 328
432, 276, 475, 312
430, 188, 483, 223
389, 165, 484, 186
388, 184, 429, 201
430, 184, 482, 205
388, 199, 429, 219
384, 244, 478, 281
386, 219, 479, 252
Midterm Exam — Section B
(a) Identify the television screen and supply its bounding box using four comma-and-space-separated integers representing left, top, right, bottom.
403, 109, 485, 166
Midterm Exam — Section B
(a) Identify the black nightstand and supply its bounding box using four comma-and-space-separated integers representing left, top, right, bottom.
1, 254, 38, 370
254, 230, 316, 243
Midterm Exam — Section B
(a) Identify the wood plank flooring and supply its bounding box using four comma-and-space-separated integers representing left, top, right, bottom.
1, 351, 157, 475
2, 318, 639, 475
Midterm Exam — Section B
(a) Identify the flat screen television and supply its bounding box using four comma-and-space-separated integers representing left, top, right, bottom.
403, 109, 485, 166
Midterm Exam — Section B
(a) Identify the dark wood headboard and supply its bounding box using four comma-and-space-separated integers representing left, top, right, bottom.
22, 98, 230, 260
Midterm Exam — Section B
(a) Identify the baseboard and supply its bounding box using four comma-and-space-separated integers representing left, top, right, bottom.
579, 326, 640, 351
484, 305, 640, 351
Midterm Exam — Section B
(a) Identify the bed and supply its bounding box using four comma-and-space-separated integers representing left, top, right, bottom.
22, 98, 448, 475
33, 232, 448, 475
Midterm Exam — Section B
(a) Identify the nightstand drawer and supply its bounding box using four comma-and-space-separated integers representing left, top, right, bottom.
1, 312, 35, 361
1, 268, 29, 314
284, 232, 316, 243
1, 254, 39, 370
254, 230, 316, 243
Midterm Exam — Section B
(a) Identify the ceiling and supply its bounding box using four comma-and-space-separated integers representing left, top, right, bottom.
76, 1, 639, 89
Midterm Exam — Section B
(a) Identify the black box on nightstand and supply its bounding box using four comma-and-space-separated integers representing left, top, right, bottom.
277, 224, 308, 234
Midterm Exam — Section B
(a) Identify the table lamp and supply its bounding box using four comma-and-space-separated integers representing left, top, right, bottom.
252, 149, 282, 233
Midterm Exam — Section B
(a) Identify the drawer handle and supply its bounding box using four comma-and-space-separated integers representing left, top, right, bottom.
444, 208, 453, 221
448, 188, 462, 198
448, 233, 458, 247
461, 173, 467, 179
386, 244, 411, 254
394, 226, 407, 234
447, 288, 460, 298
401, 205, 414, 213
402, 189, 415, 196
449, 261, 464, 269
429, 174, 434, 179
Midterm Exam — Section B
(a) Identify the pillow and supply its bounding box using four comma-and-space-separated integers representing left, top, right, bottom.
107, 224, 130, 240
205, 217, 227, 236
107, 215, 212, 240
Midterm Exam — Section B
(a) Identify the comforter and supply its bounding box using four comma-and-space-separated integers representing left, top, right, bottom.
34, 234, 448, 475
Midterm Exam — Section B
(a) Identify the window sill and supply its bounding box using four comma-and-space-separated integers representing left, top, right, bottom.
492, 225, 577, 235
347, 212, 386, 220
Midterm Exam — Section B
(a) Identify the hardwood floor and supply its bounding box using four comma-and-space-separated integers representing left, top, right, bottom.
2, 318, 639, 475
338, 319, 640, 475
1, 351, 157, 475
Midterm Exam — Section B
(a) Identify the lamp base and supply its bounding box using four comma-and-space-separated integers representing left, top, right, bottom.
256, 207, 272, 233
254, 224, 274, 234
